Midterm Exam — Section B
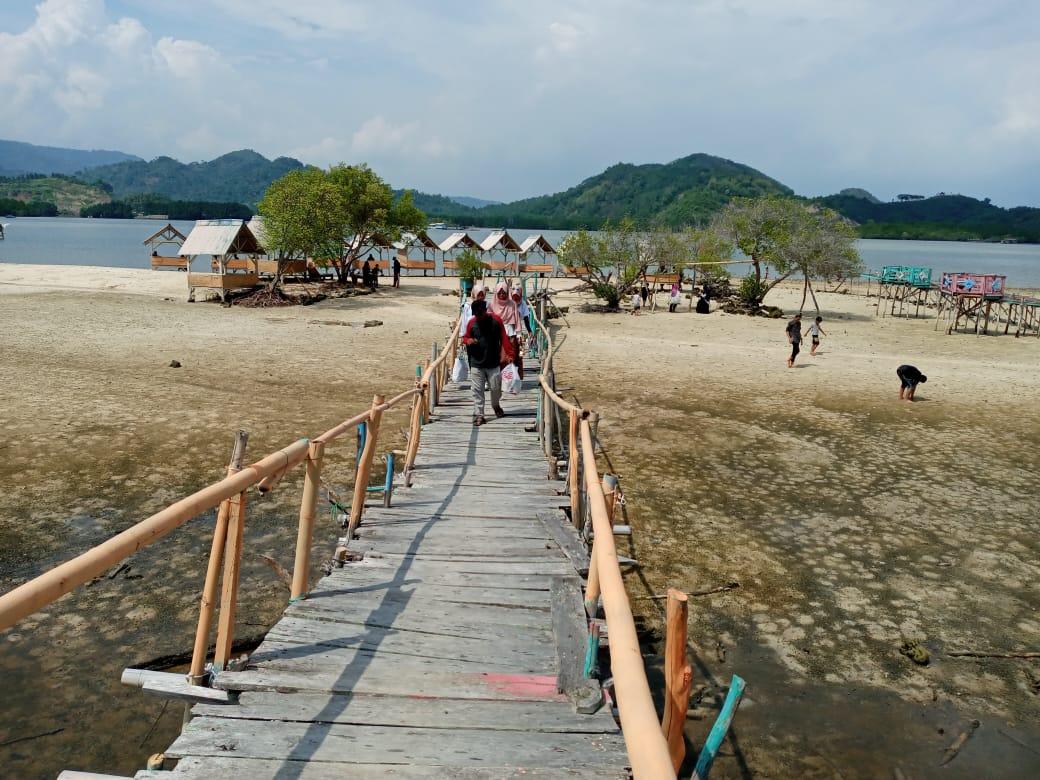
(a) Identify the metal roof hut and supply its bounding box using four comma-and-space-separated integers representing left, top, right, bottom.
394, 231, 439, 276
480, 230, 523, 274
179, 219, 264, 302
144, 223, 188, 270
518, 233, 557, 276
439, 231, 481, 275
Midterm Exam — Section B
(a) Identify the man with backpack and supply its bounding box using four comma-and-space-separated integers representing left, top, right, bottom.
462, 299, 515, 426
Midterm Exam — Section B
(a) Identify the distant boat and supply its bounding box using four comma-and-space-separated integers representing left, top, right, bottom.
428, 221, 447, 230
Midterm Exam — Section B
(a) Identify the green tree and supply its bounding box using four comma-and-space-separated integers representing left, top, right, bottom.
558, 218, 650, 309
714, 197, 859, 310
258, 167, 347, 288
454, 248, 488, 283
328, 164, 426, 283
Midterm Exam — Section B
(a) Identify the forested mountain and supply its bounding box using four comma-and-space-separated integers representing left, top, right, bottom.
0, 139, 140, 177
423, 153, 793, 229
814, 193, 1040, 242
0, 174, 111, 216
87, 150, 306, 204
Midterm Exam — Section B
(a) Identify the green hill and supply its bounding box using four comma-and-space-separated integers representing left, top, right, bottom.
87, 150, 306, 205
814, 193, 1040, 242
0, 174, 110, 215
428, 153, 792, 229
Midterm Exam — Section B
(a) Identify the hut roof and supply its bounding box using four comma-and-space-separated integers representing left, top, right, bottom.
438, 231, 480, 252
179, 219, 264, 257
519, 234, 556, 254
480, 230, 522, 252
245, 217, 268, 248
142, 223, 187, 246
395, 230, 440, 250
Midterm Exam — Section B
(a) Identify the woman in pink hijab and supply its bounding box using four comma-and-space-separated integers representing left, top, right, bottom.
489, 281, 523, 376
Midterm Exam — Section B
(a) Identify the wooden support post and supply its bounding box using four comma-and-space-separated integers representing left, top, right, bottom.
662, 588, 692, 772
588, 411, 600, 451
693, 675, 747, 780
422, 359, 431, 420
584, 473, 617, 616
348, 395, 384, 537
543, 385, 554, 459
568, 410, 581, 528
430, 343, 439, 410
290, 440, 325, 601
213, 483, 248, 671
188, 431, 247, 684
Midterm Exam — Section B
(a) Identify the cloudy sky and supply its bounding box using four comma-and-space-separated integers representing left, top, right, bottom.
1, 0, 1038, 205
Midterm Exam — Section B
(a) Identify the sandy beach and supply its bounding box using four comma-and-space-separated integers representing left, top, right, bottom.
1, 265, 1038, 777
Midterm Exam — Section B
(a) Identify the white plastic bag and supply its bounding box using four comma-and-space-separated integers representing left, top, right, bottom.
501, 363, 522, 395
451, 354, 468, 383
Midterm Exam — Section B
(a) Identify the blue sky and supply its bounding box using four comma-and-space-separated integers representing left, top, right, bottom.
1, 0, 1038, 206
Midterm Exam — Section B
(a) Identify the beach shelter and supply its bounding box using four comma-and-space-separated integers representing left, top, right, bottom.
394, 231, 440, 275
518, 233, 557, 276
143, 223, 188, 270
179, 219, 264, 301
480, 230, 523, 274
438, 231, 481, 275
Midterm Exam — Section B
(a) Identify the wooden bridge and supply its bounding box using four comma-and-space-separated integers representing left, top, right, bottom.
1, 299, 744, 779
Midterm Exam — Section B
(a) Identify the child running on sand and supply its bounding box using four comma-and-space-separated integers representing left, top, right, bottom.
630, 291, 642, 315
804, 316, 827, 356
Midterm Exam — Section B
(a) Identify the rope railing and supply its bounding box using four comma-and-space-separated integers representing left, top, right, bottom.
0, 318, 462, 687
532, 297, 676, 779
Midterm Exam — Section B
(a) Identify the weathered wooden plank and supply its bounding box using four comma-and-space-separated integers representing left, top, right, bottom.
190, 691, 620, 733
215, 665, 564, 701
354, 524, 552, 542
250, 630, 553, 672
324, 565, 554, 592
163, 756, 627, 779
295, 577, 551, 607
354, 554, 572, 575
538, 510, 590, 576
282, 597, 551, 633
352, 537, 560, 558
550, 577, 603, 714
168, 717, 628, 768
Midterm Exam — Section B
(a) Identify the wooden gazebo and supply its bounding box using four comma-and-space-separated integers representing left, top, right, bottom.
439, 231, 481, 275
518, 233, 557, 276
180, 220, 264, 301
144, 223, 188, 270
480, 230, 522, 274
395, 231, 440, 275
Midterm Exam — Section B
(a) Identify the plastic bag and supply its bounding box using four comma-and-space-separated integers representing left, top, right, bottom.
501, 363, 522, 395
451, 354, 468, 383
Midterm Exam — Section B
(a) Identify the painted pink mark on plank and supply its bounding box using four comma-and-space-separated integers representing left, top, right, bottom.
481, 672, 563, 699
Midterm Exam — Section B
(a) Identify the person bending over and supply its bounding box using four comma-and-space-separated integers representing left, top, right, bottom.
896, 364, 927, 401
462, 299, 515, 426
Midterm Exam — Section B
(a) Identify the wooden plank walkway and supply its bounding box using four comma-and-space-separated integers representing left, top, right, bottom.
148, 359, 631, 778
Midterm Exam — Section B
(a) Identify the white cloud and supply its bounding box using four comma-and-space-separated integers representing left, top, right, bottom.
211, 0, 366, 39
351, 116, 452, 159
154, 37, 226, 80
54, 65, 108, 112
102, 16, 151, 56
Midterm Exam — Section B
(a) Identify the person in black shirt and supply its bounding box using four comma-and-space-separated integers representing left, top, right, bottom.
786, 313, 802, 367
462, 299, 516, 426
896, 364, 927, 401
392, 256, 401, 288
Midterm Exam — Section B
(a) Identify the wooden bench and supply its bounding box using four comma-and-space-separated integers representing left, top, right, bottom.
151, 255, 187, 271
210, 259, 256, 272
521, 263, 555, 276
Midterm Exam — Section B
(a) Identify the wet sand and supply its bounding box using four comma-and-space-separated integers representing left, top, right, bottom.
0, 267, 459, 778
551, 282, 1040, 777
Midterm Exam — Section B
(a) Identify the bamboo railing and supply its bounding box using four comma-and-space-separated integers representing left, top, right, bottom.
0, 318, 460, 684
530, 298, 677, 779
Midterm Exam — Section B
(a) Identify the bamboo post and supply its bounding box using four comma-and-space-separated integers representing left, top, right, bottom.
188, 431, 247, 684
213, 484, 247, 671
422, 359, 431, 420
662, 588, 692, 771
348, 395, 384, 537
542, 384, 554, 459
415, 365, 424, 424
584, 473, 617, 616
568, 410, 580, 528
290, 440, 325, 601
430, 343, 440, 409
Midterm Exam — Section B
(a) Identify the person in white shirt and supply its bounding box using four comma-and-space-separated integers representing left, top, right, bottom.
803, 315, 828, 356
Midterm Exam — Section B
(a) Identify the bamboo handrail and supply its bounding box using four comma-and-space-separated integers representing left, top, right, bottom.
0, 438, 310, 632
580, 420, 674, 779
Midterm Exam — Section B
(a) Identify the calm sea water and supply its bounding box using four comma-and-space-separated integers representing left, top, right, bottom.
2, 217, 1039, 287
